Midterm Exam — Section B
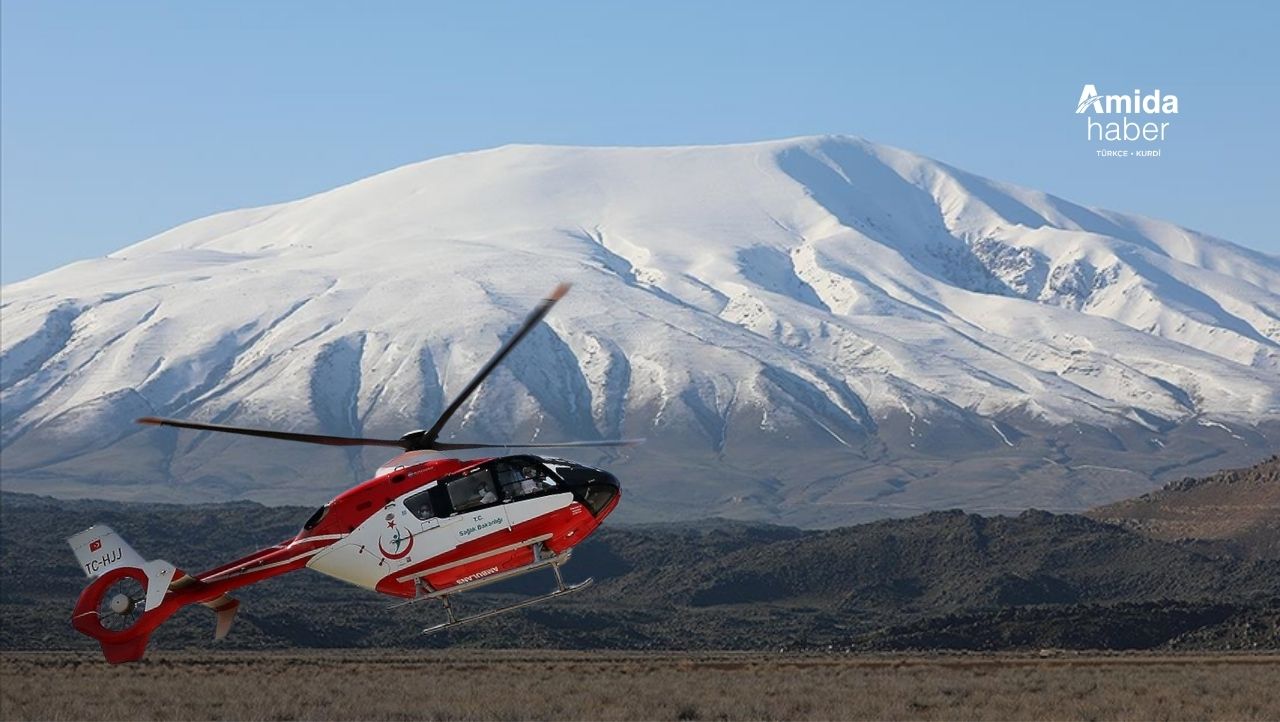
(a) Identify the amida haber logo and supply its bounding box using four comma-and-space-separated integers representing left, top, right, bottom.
1076, 84, 1179, 157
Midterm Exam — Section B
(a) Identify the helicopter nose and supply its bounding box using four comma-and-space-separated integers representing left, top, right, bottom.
583, 474, 619, 517
569, 470, 620, 517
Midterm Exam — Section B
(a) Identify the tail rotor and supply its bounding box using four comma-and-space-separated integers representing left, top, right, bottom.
95, 576, 146, 632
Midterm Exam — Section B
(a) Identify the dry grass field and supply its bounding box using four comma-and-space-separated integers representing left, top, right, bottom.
2, 650, 1278, 722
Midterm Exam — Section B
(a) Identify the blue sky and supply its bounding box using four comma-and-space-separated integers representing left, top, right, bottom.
2, 1, 1277, 283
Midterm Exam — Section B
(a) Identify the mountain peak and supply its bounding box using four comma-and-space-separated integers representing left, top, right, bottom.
2, 136, 1277, 525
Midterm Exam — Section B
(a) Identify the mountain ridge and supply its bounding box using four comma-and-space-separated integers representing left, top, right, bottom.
2, 135, 1277, 525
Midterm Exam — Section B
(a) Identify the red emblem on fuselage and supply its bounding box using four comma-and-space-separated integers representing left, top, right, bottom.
377, 524, 414, 560
89, 539, 102, 552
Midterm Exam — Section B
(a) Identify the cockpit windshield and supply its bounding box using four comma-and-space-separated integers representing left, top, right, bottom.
431, 459, 563, 517
494, 460, 558, 501
539, 458, 600, 486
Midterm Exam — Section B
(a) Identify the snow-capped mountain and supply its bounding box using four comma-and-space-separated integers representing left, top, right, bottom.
3, 136, 1277, 526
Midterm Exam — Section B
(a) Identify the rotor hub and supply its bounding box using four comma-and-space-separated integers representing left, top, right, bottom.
109, 593, 135, 615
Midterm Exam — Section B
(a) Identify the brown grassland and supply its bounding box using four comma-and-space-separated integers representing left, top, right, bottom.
2, 650, 1278, 722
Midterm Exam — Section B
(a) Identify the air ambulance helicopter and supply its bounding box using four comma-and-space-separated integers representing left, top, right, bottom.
68, 284, 638, 663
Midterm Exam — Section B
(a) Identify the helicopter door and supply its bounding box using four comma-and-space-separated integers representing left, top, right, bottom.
403, 485, 450, 533
424, 485, 450, 531
440, 468, 511, 543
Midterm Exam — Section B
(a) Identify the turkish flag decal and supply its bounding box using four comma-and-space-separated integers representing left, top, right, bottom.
89, 539, 102, 552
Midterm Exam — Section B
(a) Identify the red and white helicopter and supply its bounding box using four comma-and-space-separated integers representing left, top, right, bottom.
68, 284, 637, 663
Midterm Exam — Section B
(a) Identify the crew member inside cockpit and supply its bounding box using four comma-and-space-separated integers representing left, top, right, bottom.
519, 465, 544, 495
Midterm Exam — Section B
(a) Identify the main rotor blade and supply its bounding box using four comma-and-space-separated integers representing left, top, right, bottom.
414, 283, 570, 450
136, 417, 407, 448
430, 439, 646, 451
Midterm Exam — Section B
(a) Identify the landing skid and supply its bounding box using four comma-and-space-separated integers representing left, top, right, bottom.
415, 553, 592, 635
423, 573, 593, 635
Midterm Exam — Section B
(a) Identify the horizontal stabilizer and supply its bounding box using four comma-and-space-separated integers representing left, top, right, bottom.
141, 560, 176, 611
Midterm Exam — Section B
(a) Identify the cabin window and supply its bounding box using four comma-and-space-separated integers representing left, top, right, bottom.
447, 469, 499, 514
495, 461, 558, 501
404, 490, 434, 520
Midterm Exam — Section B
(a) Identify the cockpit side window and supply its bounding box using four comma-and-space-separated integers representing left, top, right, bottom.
447, 469, 499, 514
495, 461, 558, 501
404, 489, 434, 520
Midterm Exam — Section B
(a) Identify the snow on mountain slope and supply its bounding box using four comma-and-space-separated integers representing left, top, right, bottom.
2, 136, 1277, 526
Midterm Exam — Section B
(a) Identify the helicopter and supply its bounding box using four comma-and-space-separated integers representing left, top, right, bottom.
67, 284, 639, 663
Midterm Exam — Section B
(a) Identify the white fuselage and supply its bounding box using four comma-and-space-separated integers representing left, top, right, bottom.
306, 481, 573, 590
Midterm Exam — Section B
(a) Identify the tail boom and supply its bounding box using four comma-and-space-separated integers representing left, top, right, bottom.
69, 525, 318, 663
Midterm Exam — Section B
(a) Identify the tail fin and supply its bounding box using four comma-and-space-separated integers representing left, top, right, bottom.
69, 525, 146, 577
68, 525, 238, 663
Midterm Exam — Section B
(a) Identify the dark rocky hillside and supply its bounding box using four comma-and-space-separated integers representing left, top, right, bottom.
2, 476, 1278, 654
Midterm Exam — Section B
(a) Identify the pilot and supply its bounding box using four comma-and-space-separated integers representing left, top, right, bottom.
477, 485, 497, 504
519, 467, 541, 495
